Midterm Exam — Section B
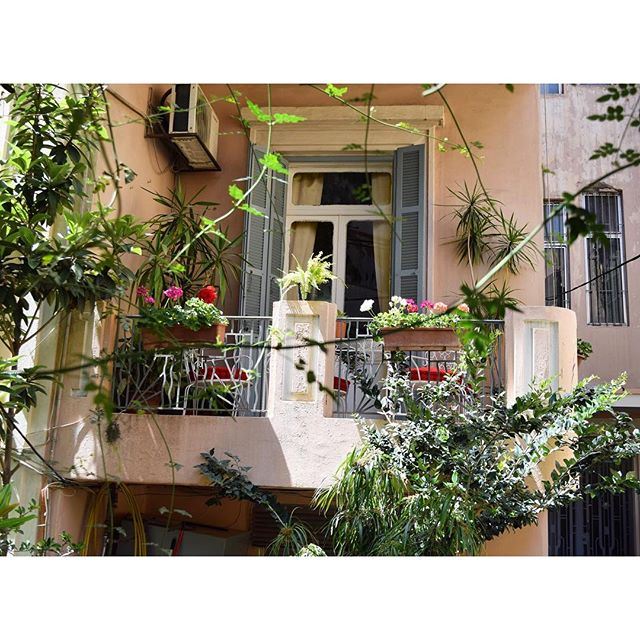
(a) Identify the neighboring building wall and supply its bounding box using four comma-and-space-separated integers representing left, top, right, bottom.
541, 84, 640, 390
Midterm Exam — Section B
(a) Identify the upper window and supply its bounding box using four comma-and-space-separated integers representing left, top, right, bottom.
540, 84, 564, 95
287, 165, 393, 314
291, 171, 391, 206
544, 200, 570, 308
585, 191, 628, 325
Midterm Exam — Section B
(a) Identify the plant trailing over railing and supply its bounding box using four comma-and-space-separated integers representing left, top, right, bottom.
315, 334, 640, 556
197, 449, 314, 555
365, 296, 470, 338
277, 252, 336, 301
136, 285, 228, 332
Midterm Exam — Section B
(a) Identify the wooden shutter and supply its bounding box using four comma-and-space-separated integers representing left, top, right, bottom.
240, 146, 268, 316
391, 144, 426, 302
240, 145, 288, 316
266, 158, 287, 314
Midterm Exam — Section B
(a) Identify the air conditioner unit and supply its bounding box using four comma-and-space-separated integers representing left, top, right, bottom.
167, 84, 220, 171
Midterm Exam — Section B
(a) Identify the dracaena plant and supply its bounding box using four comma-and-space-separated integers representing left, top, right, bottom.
134, 182, 243, 305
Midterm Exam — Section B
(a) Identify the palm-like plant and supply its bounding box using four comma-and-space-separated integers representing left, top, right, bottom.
448, 181, 540, 283
135, 182, 244, 305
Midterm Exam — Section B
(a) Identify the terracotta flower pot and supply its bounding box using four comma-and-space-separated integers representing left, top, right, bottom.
379, 327, 461, 352
335, 320, 347, 339
140, 324, 226, 349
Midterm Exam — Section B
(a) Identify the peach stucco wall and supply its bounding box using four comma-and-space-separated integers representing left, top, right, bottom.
47, 84, 550, 555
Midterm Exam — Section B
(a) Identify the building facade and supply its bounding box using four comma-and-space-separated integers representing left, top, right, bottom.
12, 83, 637, 555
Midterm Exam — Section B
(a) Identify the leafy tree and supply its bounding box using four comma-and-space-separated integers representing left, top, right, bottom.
0, 84, 144, 552
315, 335, 640, 555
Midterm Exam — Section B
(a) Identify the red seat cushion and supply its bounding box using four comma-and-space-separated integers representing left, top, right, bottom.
190, 366, 249, 382
409, 366, 452, 382
333, 376, 350, 393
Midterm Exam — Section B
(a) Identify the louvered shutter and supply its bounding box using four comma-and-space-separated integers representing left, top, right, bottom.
391, 144, 426, 302
265, 158, 287, 314
240, 146, 269, 316
240, 146, 288, 316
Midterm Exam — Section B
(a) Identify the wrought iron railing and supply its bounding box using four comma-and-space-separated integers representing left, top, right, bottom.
112, 315, 505, 420
332, 318, 505, 418
112, 316, 272, 417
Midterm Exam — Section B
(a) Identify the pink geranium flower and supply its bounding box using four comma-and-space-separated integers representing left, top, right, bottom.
458, 303, 470, 313
163, 286, 184, 301
433, 301, 448, 314
136, 286, 149, 297
407, 302, 419, 313
420, 300, 434, 310
144, 296, 155, 304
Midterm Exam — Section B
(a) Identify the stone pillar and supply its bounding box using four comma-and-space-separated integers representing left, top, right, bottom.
267, 301, 337, 420
486, 305, 577, 556
505, 305, 578, 403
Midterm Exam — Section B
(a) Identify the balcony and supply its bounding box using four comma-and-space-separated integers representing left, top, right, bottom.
54, 305, 570, 489
112, 315, 505, 419
112, 316, 272, 417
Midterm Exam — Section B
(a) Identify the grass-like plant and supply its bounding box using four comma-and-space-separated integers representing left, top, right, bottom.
277, 252, 336, 301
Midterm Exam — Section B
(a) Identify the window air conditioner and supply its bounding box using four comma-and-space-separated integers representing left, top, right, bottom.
167, 84, 220, 171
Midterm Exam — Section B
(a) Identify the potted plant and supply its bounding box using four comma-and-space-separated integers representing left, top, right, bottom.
577, 338, 592, 364
277, 251, 336, 301
134, 183, 243, 306
137, 284, 228, 349
364, 296, 470, 351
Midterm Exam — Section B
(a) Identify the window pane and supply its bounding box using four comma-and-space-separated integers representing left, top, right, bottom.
344, 220, 391, 316
584, 192, 620, 232
541, 84, 563, 95
289, 221, 333, 302
545, 247, 568, 307
292, 172, 391, 205
587, 238, 625, 324
544, 201, 566, 242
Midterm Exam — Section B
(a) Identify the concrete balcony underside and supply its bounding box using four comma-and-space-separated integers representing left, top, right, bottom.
55, 413, 364, 489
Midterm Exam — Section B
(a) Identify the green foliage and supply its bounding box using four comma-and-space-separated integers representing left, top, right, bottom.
135, 183, 243, 304
577, 338, 593, 359
448, 182, 540, 276
277, 252, 336, 301
368, 297, 470, 338
0, 84, 146, 491
315, 340, 640, 555
0, 483, 79, 555
138, 297, 228, 332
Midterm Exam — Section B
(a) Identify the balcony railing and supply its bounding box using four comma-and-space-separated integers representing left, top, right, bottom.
332, 318, 505, 418
112, 316, 272, 417
112, 315, 505, 420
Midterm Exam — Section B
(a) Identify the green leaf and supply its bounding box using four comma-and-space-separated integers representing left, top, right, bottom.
259, 152, 288, 175
228, 184, 244, 201
324, 84, 348, 98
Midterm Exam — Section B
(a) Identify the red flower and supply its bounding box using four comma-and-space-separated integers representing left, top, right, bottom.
197, 285, 218, 304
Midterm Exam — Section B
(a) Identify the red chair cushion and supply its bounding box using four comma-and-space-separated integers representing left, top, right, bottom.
409, 365, 453, 382
190, 365, 249, 382
333, 376, 350, 393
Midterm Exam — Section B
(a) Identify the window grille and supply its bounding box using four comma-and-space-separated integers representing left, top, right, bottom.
543, 200, 570, 308
585, 191, 628, 325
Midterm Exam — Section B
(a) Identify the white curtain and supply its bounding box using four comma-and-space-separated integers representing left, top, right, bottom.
292, 173, 324, 205
372, 220, 391, 310
371, 173, 391, 205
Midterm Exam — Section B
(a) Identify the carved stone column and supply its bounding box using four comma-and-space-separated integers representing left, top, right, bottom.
267, 301, 337, 419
